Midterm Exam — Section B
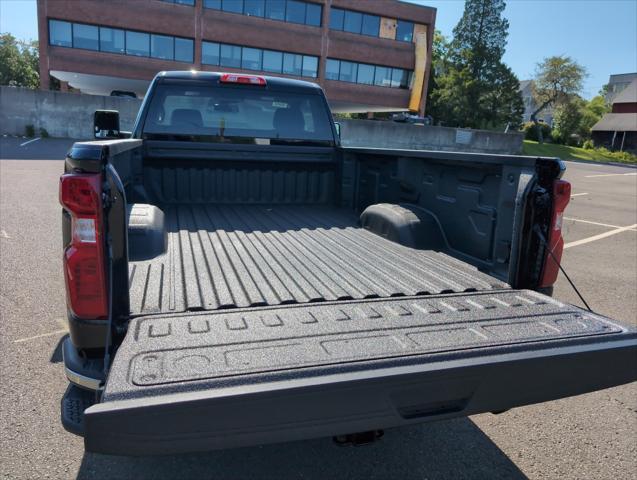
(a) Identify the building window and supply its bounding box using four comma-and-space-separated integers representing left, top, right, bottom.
262, 50, 283, 72
357, 63, 374, 85
205, 0, 321, 27
99, 27, 125, 54
343, 10, 362, 34
326, 58, 412, 89
175, 37, 194, 62
202, 41, 220, 65
361, 14, 380, 37
126, 31, 150, 57
220, 44, 242, 67
202, 41, 317, 78
48, 19, 193, 64
159, 0, 195, 5
151, 34, 173, 60
329, 8, 344, 30
49, 19, 72, 47
244, 0, 265, 16
396, 20, 414, 42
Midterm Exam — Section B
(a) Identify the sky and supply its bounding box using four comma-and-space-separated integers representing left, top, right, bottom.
1, 0, 636, 99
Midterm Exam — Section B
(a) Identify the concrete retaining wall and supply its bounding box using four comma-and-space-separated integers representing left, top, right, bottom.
0, 86, 141, 140
1, 87, 523, 154
339, 119, 523, 154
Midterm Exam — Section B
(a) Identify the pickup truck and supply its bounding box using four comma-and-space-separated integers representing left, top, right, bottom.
60, 71, 637, 456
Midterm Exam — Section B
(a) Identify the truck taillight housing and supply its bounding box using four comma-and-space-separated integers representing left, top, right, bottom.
60, 173, 108, 319
539, 179, 571, 288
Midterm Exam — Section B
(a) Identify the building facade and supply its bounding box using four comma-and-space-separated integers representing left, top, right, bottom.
604, 72, 637, 105
592, 78, 637, 153
36, 0, 436, 114
519, 80, 553, 126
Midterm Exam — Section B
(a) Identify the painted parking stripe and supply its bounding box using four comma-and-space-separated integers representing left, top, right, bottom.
564, 224, 637, 249
13, 328, 68, 343
565, 217, 637, 231
584, 172, 637, 178
19, 137, 41, 147
570, 193, 589, 197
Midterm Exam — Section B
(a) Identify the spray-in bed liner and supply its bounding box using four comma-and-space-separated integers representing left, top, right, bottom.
128, 205, 509, 316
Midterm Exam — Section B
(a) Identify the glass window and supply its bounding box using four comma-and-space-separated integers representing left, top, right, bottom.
283, 52, 302, 76
265, 0, 285, 20
396, 20, 413, 42
220, 44, 241, 67
203, 0, 222, 8
361, 14, 380, 37
339, 61, 357, 82
262, 50, 282, 72
222, 0, 243, 13
391, 68, 410, 88
202, 41, 220, 65
285, 0, 305, 24
357, 63, 375, 85
242, 47, 262, 70
151, 34, 173, 60
99, 27, 125, 54
49, 20, 72, 47
126, 31, 150, 57
325, 59, 339, 80
175, 37, 193, 62
244, 0, 265, 16
302, 55, 318, 78
329, 8, 344, 30
175, 0, 195, 4
305, 2, 322, 26
72, 23, 98, 50
374, 66, 391, 86
343, 10, 362, 34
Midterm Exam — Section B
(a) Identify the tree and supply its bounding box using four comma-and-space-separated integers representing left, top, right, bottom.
0, 33, 39, 89
426, 0, 523, 130
551, 97, 585, 145
531, 56, 586, 142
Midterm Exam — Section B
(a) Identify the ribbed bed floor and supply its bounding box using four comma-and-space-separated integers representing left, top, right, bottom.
128, 205, 508, 316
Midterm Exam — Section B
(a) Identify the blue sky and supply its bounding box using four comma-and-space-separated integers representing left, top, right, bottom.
1, 0, 636, 98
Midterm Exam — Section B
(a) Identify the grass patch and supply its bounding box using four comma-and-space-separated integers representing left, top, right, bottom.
522, 140, 637, 165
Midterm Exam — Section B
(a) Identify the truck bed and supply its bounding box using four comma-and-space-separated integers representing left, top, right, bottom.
128, 204, 508, 316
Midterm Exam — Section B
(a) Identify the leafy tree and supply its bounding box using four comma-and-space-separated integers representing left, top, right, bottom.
551, 97, 585, 145
426, 0, 523, 130
531, 55, 586, 141
0, 33, 39, 89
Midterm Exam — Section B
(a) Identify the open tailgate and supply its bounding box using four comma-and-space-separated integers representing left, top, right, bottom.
83, 290, 637, 455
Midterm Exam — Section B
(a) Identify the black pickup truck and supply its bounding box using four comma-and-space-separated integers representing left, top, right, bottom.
60, 71, 636, 456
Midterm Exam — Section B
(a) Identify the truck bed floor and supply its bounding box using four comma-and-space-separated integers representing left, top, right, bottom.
128, 205, 508, 316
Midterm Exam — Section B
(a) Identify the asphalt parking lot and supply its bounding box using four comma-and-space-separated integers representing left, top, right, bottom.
1, 137, 635, 480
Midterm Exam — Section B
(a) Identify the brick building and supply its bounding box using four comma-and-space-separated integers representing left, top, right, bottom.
37, 0, 436, 114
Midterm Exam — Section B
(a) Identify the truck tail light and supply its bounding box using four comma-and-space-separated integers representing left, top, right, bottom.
219, 73, 266, 86
539, 179, 571, 288
60, 173, 108, 319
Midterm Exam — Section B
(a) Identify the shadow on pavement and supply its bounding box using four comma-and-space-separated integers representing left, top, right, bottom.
76, 417, 527, 480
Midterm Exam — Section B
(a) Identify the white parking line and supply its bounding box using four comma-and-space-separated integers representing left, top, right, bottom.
585, 172, 637, 178
564, 224, 637, 249
19, 137, 41, 147
570, 193, 589, 197
565, 217, 637, 231
13, 328, 68, 343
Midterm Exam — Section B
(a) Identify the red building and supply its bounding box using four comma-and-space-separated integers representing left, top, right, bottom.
37, 0, 436, 114
592, 78, 637, 152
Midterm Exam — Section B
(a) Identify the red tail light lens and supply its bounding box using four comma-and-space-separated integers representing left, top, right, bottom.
219, 73, 266, 86
539, 179, 571, 288
60, 173, 108, 319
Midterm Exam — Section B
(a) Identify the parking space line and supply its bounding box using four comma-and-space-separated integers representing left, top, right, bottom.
570, 193, 589, 197
19, 137, 41, 147
564, 223, 637, 249
585, 172, 637, 178
564, 217, 637, 231
13, 328, 68, 343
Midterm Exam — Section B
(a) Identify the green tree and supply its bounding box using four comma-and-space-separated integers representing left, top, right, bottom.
531, 55, 586, 142
551, 97, 585, 145
427, 0, 523, 130
0, 33, 39, 89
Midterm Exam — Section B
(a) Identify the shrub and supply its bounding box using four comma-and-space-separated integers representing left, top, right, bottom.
25, 124, 35, 137
582, 139, 594, 150
39, 127, 49, 138
521, 121, 552, 141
